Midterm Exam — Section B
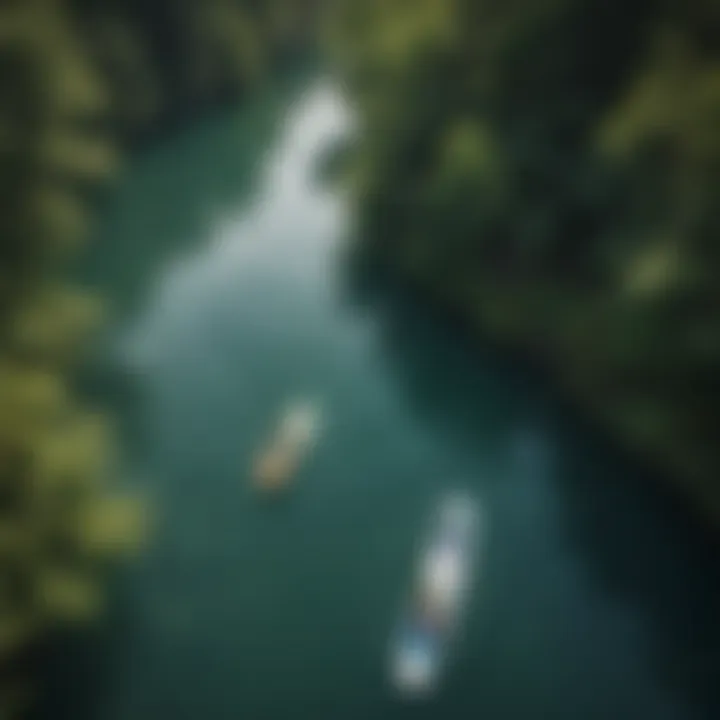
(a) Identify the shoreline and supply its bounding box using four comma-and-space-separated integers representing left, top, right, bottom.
347, 242, 720, 533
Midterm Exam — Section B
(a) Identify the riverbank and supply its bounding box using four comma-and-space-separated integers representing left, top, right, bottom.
0, 1, 316, 716
348, 242, 720, 531
325, 0, 720, 526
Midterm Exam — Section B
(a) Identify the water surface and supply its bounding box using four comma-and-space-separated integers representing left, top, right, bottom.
47, 75, 720, 720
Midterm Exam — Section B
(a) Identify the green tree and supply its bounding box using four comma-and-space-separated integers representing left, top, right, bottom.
327, 0, 720, 519
2, 0, 316, 714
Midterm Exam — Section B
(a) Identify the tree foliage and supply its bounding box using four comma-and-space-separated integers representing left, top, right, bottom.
326, 0, 720, 517
1, 0, 311, 715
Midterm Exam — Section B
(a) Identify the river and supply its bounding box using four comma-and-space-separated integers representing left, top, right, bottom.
42, 74, 720, 720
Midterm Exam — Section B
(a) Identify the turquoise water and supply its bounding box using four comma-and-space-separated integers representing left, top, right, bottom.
44, 76, 720, 720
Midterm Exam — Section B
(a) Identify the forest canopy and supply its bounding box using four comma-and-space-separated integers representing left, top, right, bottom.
0, 0, 312, 715
324, 0, 720, 517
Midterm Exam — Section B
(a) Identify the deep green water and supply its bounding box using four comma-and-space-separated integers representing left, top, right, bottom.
43, 75, 719, 720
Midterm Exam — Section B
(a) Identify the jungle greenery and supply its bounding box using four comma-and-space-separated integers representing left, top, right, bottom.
323, 0, 720, 521
0, 0, 312, 715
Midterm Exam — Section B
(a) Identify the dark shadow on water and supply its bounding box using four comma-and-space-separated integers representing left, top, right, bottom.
32, 573, 138, 720
341, 251, 720, 718
556, 426, 720, 718
339, 249, 554, 461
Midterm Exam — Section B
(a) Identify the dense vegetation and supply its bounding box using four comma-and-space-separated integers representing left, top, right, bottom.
64, 0, 318, 141
1, 0, 310, 715
325, 0, 720, 520
1, 0, 715, 711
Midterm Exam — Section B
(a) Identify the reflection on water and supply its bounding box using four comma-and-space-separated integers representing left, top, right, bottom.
557, 432, 720, 718
41, 72, 720, 720
119, 79, 353, 376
